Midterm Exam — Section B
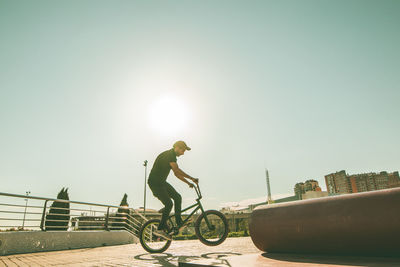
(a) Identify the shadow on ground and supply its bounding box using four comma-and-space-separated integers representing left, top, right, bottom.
262, 252, 400, 266
134, 252, 241, 266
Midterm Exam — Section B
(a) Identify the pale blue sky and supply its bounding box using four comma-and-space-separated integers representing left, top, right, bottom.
1, 0, 399, 210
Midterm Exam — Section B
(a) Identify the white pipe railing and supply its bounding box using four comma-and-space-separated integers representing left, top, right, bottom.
0, 191, 150, 237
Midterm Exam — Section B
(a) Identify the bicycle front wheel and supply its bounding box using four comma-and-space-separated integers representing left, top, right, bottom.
139, 219, 172, 253
195, 210, 229, 246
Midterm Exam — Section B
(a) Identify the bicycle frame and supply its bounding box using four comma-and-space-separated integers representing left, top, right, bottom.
166, 184, 212, 230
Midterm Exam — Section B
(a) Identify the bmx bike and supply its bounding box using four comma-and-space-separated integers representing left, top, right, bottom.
139, 183, 229, 253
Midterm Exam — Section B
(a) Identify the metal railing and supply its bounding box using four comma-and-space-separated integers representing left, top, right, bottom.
0, 192, 148, 237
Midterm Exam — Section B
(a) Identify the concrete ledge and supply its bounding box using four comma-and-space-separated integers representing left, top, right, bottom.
249, 187, 400, 256
0, 231, 138, 256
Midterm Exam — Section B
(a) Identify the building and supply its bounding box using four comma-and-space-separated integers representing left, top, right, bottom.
325, 170, 350, 194
71, 216, 105, 230
388, 171, 400, 188
274, 195, 298, 203
294, 179, 324, 200
325, 170, 400, 194
220, 195, 298, 233
294, 183, 305, 200
302, 191, 329, 200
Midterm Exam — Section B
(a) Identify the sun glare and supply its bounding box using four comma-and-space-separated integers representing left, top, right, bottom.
148, 95, 190, 136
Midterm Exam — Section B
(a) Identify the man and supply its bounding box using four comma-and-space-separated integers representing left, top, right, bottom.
148, 141, 199, 232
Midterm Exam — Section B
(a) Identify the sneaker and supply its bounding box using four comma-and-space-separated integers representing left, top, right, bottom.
157, 221, 168, 231
154, 229, 172, 241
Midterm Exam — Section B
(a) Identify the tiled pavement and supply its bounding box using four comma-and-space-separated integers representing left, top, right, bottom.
0, 237, 259, 266
2, 237, 400, 267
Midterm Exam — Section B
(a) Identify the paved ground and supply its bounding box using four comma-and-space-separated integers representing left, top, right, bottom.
2, 237, 400, 267
184, 252, 400, 267
0, 237, 259, 266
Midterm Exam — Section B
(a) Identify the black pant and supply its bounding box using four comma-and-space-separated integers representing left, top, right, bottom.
148, 182, 182, 229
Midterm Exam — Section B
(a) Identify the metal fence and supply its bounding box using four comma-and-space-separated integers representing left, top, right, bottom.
0, 192, 147, 237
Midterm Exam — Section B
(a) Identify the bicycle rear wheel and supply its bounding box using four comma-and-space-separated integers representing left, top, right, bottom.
195, 210, 229, 246
139, 219, 172, 253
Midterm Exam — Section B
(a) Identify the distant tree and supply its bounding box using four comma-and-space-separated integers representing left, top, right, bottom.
112, 193, 129, 231
294, 183, 305, 200
238, 219, 249, 236
45, 188, 70, 231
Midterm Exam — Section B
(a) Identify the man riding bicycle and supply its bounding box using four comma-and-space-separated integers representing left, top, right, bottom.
148, 141, 199, 232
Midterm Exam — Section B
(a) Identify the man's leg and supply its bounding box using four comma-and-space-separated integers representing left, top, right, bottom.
149, 184, 173, 230
165, 183, 183, 226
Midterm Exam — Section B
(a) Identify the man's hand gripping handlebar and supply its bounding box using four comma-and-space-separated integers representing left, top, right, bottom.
187, 177, 199, 188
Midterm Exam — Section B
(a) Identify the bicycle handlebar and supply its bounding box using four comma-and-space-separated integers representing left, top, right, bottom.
193, 183, 202, 199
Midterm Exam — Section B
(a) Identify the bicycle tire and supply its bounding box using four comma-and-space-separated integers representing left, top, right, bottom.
195, 210, 229, 246
139, 219, 172, 253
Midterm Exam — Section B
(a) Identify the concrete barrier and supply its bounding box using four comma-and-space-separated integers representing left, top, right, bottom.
249, 187, 400, 256
0, 231, 138, 256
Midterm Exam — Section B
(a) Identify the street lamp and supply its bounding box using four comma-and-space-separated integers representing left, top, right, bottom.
22, 191, 31, 230
143, 160, 148, 216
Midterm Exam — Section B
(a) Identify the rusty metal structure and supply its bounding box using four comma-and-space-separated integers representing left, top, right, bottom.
249, 187, 400, 256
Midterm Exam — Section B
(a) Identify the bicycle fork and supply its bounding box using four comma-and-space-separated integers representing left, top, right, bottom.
198, 202, 214, 230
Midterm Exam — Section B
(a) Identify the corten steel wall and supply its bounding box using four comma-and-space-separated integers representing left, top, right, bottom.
249, 187, 400, 256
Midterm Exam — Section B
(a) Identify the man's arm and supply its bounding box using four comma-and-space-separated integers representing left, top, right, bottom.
170, 162, 199, 187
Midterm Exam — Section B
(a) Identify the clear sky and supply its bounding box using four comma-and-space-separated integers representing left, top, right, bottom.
1, 0, 399, 210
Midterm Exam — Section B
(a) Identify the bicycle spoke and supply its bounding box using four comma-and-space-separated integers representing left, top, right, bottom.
140, 220, 171, 253
195, 210, 228, 246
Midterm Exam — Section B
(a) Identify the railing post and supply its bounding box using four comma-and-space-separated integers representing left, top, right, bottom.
105, 207, 110, 231
40, 200, 48, 231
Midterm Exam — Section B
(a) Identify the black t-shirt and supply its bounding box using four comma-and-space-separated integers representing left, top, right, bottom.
148, 148, 177, 185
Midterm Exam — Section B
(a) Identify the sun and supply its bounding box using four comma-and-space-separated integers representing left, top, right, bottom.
148, 95, 190, 136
